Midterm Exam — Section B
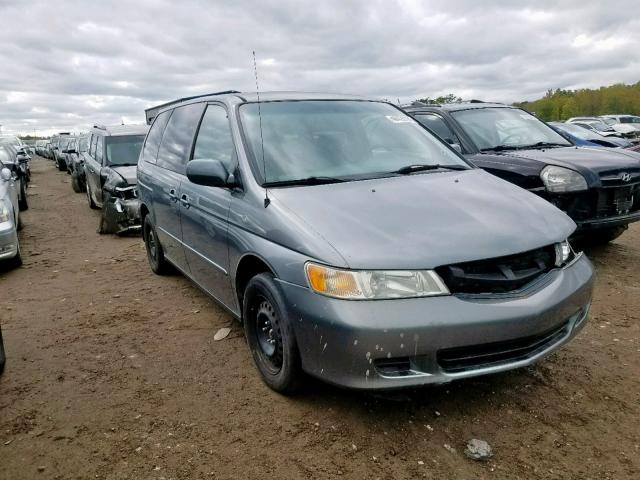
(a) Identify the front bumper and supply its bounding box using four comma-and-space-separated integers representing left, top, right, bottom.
576, 210, 640, 230
101, 196, 141, 234
279, 253, 594, 390
0, 222, 19, 260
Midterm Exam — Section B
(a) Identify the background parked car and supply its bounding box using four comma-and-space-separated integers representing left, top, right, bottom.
600, 115, 640, 135
567, 117, 634, 139
54, 136, 73, 171
69, 134, 89, 192
404, 102, 640, 244
549, 122, 633, 148
0, 144, 29, 211
83, 124, 148, 233
0, 154, 23, 268
58, 135, 79, 174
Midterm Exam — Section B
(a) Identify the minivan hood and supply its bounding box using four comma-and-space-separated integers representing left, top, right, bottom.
269, 169, 575, 270
111, 165, 137, 185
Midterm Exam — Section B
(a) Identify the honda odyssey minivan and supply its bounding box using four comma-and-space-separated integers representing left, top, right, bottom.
137, 92, 594, 393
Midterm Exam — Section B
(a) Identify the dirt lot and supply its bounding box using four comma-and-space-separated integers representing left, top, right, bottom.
1, 158, 639, 480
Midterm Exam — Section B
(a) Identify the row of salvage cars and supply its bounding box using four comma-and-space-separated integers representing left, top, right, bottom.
19, 94, 640, 393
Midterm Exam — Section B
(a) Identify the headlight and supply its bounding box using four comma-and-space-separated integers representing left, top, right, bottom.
0, 199, 12, 224
305, 263, 450, 300
541, 166, 588, 192
555, 239, 572, 267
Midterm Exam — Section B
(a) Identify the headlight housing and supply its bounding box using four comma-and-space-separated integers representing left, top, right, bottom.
305, 263, 450, 300
554, 239, 573, 267
0, 198, 12, 224
540, 166, 588, 192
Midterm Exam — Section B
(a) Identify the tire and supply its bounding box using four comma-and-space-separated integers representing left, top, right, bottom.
243, 273, 303, 394
143, 215, 172, 275
4, 238, 22, 270
18, 179, 28, 211
71, 170, 84, 193
56, 156, 66, 171
585, 226, 627, 245
0, 325, 5, 375
86, 181, 98, 209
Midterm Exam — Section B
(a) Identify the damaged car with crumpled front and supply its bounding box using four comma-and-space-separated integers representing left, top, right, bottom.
82, 124, 148, 234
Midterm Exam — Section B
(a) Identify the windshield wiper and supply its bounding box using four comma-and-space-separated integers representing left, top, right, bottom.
263, 176, 347, 187
392, 164, 468, 175
519, 141, 569, 149
479, 145, 525, 152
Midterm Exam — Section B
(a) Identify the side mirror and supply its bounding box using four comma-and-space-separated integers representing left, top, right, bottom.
186, 159, 233, 187
445, 138, 462, 153
1, 168, 11, 182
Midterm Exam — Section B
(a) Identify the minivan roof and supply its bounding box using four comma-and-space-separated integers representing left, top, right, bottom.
90, 124, 149, 136
145, 91, 374, 124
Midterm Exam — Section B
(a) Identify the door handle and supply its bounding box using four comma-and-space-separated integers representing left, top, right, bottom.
180, 194, 190, 208
169, 188, 178, 202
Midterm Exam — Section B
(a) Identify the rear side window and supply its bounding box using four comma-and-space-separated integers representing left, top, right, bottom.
90, 134, 97, 156
414, 114, 460, 146
96, 135, 104, 163
192, 105, 236, 172
141, 110, 171, 165
157, 103, 205, 174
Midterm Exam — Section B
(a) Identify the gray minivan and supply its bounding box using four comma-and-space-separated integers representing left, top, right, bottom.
138, 92, 594, 393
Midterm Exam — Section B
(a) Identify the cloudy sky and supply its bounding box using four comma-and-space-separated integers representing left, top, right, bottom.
1, 0, 638, 136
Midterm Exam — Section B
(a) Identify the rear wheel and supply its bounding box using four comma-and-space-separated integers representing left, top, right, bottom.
243, 273, 303, 394
56, 157, 66, 171
18, 179, 28, 211
143, 215, 172, 275
0, 325, 5, 375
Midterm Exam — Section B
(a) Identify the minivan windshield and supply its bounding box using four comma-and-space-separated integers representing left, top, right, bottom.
105, 135, 145, 166
239, 100, 469, 185
451, 107, 572, 151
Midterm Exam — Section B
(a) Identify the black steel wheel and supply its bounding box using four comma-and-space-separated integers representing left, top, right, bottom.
243, 273, 303, 394
143, 215, 171, 275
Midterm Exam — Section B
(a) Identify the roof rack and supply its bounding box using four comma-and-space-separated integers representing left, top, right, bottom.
468, 99, 485, 103
144, 90, 241, 125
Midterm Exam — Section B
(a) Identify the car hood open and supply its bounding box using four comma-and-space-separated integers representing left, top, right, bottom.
269, 169, 575, 270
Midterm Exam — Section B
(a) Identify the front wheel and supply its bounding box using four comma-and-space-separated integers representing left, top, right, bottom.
86, 181, 98, 209
243, 273, 303, 394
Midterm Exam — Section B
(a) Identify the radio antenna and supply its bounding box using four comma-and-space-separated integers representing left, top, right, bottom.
253, 50, 269, 208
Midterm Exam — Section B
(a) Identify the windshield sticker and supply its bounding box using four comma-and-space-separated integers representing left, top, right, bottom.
386, 115, 412, 123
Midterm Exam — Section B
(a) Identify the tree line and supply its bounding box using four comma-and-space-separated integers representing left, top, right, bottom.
414, 82, 640, 121
514, 82, 640, 120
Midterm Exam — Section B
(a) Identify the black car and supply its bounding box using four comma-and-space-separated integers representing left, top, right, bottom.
83, 124, 148, 234
403, 101, 640, 243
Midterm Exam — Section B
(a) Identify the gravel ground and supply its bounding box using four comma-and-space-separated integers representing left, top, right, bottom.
1, 158, 639, 480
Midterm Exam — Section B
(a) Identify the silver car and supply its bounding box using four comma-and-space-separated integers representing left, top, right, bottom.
138, 92, 594, 393
0, 154, 22, 268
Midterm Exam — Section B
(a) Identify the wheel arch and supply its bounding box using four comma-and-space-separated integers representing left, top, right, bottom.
234, 253, 277, 318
